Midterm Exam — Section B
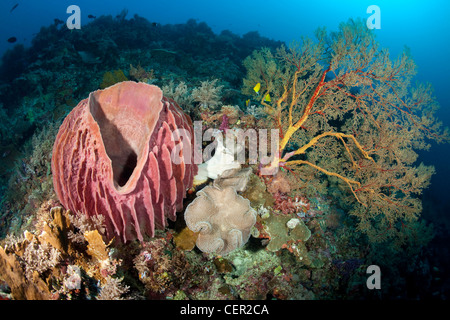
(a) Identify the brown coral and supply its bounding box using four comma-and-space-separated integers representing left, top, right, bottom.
266, 171, 291, 195
173, 226, 198, 251
256, 213, 312, 265
260, 214, 311, 252
184, 185, 257, 255
134, 238, 192, 296
0, 237, 52, 300
100, 69, 128, 89
129, 64, 155, 83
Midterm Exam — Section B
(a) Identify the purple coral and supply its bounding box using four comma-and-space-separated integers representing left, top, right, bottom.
219, 114, 229, 132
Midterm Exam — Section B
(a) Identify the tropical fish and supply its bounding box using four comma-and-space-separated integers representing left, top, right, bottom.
54, 18, 64, 25
77, 51, 102, 64
264, 93, 271, 102
245, 99, 250, 107
152, 22, 158, 27
88, 14, 96, 19
10, 3, 18, 13
7, 37, 17, 43
253, 82, 261, 94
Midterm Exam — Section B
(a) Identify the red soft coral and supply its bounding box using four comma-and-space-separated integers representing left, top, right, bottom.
272, 192, 310, 215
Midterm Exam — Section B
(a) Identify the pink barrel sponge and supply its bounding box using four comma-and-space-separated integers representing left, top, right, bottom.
51, 81, 197, 242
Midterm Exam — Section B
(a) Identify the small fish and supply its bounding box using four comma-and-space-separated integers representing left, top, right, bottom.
7, 37, 17, 43
54, 18, 64, 25
10, 3, 18, 13
253, 82, 261, 94
2, 150, 11, 158
88, 14, 96, 19
151, 22, 158, 27
245, 99, 250, 107
78, 51, 102, 64
264, 93, 271, 102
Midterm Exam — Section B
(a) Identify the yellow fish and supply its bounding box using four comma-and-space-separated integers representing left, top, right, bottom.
264, 93, 271, 102
245, 99, 251, 107
253, 82, 261, 94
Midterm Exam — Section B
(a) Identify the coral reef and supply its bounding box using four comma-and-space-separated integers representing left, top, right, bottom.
272, 192, 310, 216
134, 238, 192, 297
257, 212, 312, 265
227, 249, 315, 299
200, 105, 253, 129
191, 79, 224, 109
0, 207, 127, 300
97, 276, 130, 300
128, 64, 155, 83
266, 171, 291, 195
0, 232, 53, 300
0, 16, 281, 189
51, 82, 197, 242
0, 14, 446, 301
0, 123, 59, 238
162, 81, 194, 111
241, 173, 274, 208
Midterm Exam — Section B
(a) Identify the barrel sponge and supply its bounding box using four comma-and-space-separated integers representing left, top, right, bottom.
51, 81, 197, 243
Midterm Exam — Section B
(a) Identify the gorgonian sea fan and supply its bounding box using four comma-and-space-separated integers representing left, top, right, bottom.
51, 81, 197, 242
